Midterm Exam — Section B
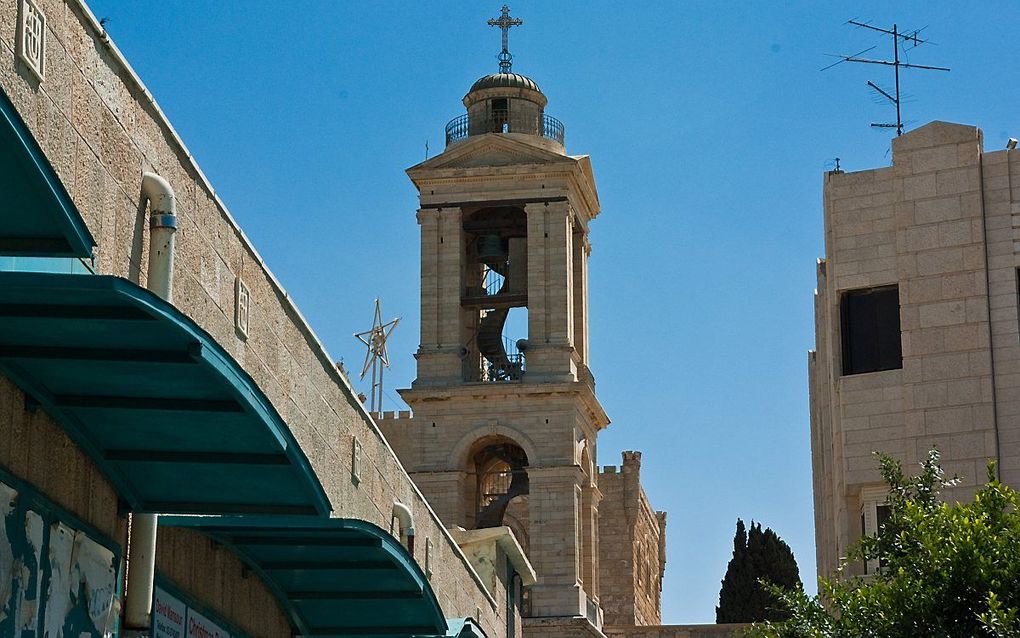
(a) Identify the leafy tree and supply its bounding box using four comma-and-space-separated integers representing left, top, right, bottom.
747, 448, 1020, 638
717, 518, 802, 622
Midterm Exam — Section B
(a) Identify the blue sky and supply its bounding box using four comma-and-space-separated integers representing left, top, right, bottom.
88, 1, 1020, 624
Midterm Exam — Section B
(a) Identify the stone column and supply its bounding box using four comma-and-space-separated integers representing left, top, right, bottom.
414, 207, 463, 386
573, 229, 591, 379
581, 482, 602, 608
524, 201, 576, 382
525, 465, 585, 618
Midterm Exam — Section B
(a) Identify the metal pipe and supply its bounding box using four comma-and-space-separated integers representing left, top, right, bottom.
141, 172, 177, 301
124, 171, 177, 630
392, 501, 415, 556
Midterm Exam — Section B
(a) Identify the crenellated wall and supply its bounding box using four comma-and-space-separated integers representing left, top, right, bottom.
598, 452, 667, 627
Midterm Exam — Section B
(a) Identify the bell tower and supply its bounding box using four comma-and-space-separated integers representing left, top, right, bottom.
378, 8, 610, 631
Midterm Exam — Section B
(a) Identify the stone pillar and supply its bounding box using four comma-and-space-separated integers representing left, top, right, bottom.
572, 228, 590, 367
524, 201, 576, 382
580, 482, 602, 609
525, 465, 585, 618
414, 207, 464, 386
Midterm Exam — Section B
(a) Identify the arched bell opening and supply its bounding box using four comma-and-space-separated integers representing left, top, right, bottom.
463, 437, 530, 531
461, 206, 529, 383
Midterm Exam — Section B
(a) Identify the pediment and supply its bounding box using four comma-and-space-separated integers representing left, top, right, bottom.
408, 134, 573, 173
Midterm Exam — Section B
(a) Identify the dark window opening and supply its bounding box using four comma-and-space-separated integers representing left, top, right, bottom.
491, 98, 509, 132
841, 285, 902, 375
876, 504, 891, 570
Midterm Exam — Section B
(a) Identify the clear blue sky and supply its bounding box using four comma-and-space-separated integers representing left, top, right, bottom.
88, 0, 1019, 624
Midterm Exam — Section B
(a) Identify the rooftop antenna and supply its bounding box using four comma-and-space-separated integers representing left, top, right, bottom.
354, 299, 400, 415
822, 20, 950, 136
824, 157, 843, 174
488, 5, 523, 73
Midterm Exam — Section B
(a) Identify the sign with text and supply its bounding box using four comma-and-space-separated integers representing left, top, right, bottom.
153, 586, 233, 638
153, 587, 186, 638
186, 607, 231, 638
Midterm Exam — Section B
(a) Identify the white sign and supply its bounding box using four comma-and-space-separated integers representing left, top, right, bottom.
152, 587, 186, 638
186, 608, 231, 638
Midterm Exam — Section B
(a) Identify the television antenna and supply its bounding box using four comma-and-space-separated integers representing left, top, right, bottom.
822, 20, 950, 136
354, 299, 400, 415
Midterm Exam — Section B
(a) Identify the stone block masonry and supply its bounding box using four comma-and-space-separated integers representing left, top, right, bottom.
809, 121, 1020, 578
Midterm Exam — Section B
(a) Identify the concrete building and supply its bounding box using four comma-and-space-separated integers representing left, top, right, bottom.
809, 121, 1020, 577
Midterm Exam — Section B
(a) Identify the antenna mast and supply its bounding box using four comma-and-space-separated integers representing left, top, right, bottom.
823, 20, 950, 136
354, 299, 400, 415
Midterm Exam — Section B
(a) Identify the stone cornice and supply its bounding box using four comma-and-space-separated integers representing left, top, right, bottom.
398, 380, 610, 430
406, 135, 601, 221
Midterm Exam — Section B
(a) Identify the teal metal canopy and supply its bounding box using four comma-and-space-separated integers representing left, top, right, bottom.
160, 516, 450, 638
0, 88, 95, 257
445, 619, 488, 638
0, 272, 329, 516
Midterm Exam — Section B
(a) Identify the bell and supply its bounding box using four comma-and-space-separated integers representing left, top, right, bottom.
478, 234, 506, 260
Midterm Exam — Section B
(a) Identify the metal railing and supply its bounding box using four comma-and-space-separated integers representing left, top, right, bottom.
479, 469, 514, 508
445, 111, 565, 146
464, 335, 526, 383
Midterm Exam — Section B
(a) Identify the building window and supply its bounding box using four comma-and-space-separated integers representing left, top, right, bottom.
841, 285, 902, 375
490, 98, 509, 132
424, 537, 433, 580
860, 487, 891, 575
351, 437, 362, 486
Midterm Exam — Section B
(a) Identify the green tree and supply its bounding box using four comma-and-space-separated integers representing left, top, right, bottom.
747, 448, 1020, 638
717, 518, 802, 623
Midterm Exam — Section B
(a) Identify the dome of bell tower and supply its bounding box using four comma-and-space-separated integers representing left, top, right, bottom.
443, 6, 564, 148
468, 72, 541, 94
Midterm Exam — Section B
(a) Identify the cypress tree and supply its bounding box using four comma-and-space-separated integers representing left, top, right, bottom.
716, 519, 801, 623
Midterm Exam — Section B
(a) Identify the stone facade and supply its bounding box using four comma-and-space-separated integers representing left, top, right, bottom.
603, 625, 747, 638
376, 68, 692, 638
598, 453, 667, 627
0, 0, 513, 635
378, 126, 610, 626
809, 121, 1020, 577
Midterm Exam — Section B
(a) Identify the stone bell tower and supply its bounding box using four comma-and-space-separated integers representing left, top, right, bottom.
376, 11, 610, 632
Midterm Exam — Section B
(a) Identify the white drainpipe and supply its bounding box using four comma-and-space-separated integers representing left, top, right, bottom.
124, 172, 176, 630
392, 501, 415, 556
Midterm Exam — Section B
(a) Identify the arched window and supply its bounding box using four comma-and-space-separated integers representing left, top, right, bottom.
469, 441, 529, 529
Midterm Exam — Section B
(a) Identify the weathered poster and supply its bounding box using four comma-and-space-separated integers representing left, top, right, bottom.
186, 607, 232, 638
152, 586, 187, 638
0, 482, 17, 626
42, 522, 74, 638
70, 531, 118, 636
18, 510, 43, 633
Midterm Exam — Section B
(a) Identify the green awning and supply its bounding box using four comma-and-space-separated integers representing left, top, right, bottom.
0, 88, 95, 257
0, 272, 329, 516
445, 619, 488, 637
159, 516, 450, 638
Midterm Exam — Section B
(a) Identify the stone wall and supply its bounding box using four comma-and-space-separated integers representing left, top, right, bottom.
155, 527, 293, 637
0, 0, 503, 633
603, 624, 748, 638
0, 376, 124, 543
809, 121, 1020, 577
598, 452, 666, 627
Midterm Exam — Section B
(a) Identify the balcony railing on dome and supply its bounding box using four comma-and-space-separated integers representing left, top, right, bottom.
445, 112, 565, 147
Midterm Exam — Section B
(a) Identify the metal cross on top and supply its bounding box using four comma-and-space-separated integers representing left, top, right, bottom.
488, 5, 523, 73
